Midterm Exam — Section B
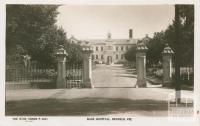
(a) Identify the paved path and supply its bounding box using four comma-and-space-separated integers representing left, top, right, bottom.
92, 64, 137, 87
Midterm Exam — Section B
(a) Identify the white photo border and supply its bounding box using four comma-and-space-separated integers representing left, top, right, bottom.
0, 0, 200, 126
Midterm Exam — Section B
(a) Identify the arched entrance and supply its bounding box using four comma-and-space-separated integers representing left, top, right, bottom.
106, 56, 112, 65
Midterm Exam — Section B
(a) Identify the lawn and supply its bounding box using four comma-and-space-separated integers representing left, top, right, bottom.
6, 98, 169, 116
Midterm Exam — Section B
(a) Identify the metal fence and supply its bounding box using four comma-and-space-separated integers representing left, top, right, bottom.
178, 67, 194, 81
6, 57, 84, 89
147, 65, 194, 82
65, 57, 84, 88
6, 63, 56, 83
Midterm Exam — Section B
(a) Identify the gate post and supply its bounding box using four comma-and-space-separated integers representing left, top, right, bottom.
56, 45, 68, 88
162, 43, 174, 86
82, 46, 93, 88
136, 43, 148, 87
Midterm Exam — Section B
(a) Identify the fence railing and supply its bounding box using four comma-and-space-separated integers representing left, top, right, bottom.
147, 66, 194, 82
6, 60, 85, 88
65, 61, 84, 88
6, 63, 56, 83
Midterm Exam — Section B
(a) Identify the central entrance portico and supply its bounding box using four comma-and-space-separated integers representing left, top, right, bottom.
106, 56, 112, 65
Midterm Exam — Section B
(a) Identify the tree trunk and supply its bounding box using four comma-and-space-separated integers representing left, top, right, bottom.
174, 5, 181, 104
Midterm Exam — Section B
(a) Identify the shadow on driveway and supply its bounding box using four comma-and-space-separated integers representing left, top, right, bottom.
6, 98, 168, 116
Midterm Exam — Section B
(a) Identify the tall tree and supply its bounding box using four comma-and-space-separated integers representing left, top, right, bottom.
6, 5, 59, 53
174, 5, 182, 103
146, 32, 165, 66
6, 5, 67, 66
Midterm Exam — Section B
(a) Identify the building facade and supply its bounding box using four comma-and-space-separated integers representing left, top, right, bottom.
69, 29, 138, 65
85, 29, 137, 64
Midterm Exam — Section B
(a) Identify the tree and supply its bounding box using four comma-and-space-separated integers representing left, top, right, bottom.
146, 32, 165, 66
6, 5, 68, 67
173, 5, 194, 103
179, 5, 194, 66
144, 5, 194, 69
64, 42, 83, 65
6, 5, 59, 52
173, 5, 182, 103
32, 26, 68, 67
165, 5, 194, 67
124, 46, 137, 62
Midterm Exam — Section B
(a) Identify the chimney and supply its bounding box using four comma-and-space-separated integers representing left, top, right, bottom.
129, 29, 133, 39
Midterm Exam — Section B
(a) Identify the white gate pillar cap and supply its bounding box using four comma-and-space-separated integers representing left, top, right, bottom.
136, 42, 148, 52
56, 45, 68, 56
162, 43, 174, 55
82, 46, 93, 53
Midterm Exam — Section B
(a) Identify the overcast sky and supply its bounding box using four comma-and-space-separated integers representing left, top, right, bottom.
56, 5, 175, 39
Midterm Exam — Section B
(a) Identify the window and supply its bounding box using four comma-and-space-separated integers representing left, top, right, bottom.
101, 46, 103, 51
101, 55, 104, 59
121, 54, 124, 59
96, 46, 98, 51
121, 46, 123, 51
96, 55, 98, 59
126, 46, 129, 51
116, 54, 118, 59
116, 46, 118, 51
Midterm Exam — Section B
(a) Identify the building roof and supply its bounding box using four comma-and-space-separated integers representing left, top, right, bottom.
67, 34, 138, 46
68, 35, 80, 44
82, 38, 138, 45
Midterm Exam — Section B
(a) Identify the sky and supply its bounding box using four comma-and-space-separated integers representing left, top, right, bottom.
56, 5, 175, 40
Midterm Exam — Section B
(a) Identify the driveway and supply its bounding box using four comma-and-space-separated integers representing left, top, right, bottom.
92, 64, 137, 87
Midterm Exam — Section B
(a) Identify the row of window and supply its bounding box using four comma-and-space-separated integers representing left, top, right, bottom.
92, 54, 124, 60
94, 46, 129, 51
95, 46, 104, 51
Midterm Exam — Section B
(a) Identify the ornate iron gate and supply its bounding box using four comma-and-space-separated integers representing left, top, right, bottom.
65, 55, 84, 88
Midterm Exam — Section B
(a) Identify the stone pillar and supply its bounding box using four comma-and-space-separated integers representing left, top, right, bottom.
56, 45, 68, 88
82, 46, 93, 88
136, 43, 148, 87
162, 43, 174, 87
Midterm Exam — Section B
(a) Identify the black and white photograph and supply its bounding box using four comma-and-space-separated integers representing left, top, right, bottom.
1, 1, 200, 126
